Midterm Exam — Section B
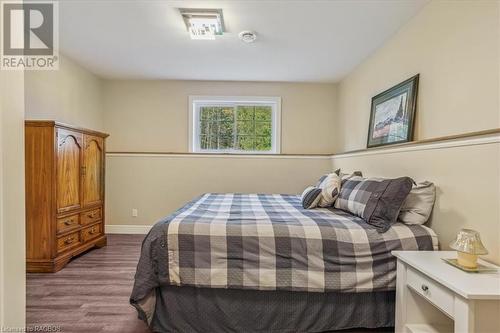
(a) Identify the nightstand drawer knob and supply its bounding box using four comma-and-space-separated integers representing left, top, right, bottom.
421, 284, 429, 292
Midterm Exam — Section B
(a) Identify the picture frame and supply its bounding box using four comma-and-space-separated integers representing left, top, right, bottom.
367, 74, 419, 148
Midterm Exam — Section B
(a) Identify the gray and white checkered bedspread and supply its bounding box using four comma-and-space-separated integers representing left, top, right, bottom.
131, 193, 437, 303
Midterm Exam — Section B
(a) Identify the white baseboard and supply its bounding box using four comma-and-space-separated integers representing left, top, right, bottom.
105, 224, 152, 234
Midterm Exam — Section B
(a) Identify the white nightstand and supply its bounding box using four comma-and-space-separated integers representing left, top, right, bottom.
392, 251, 500, 333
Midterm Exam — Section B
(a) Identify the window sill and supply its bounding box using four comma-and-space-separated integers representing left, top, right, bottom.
191, 150, 279, 155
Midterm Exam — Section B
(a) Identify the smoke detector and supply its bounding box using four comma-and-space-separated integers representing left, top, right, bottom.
239, 31, 257, 43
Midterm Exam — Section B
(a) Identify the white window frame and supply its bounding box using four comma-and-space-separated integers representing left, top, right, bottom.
188, 96, 282, 154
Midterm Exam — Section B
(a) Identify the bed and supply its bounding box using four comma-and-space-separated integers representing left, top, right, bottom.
131, 193, 438, 333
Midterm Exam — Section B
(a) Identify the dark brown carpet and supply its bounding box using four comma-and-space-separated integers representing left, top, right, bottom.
27, 234, 392, 333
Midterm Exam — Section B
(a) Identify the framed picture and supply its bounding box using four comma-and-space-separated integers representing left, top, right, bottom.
367, 74, 419, 148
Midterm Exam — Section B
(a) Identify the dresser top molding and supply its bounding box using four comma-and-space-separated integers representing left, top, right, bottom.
25, 120, 109, 138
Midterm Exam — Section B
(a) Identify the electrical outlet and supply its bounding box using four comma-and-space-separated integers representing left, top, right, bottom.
132, 208, 138, 217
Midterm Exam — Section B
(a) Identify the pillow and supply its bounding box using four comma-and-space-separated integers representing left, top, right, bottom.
316, 173, 341, 207
334, 168, 363, 185
334, 176, 414, 232
315, 174, 329, 187
398, 181, 436, 225
301, 186, 322, 209
316, 170, 361, 186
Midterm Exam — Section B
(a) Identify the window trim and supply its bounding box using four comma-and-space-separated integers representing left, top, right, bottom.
188, 96, 281, 154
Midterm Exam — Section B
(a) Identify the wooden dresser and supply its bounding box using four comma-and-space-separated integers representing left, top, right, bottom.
25, 121, 109, 272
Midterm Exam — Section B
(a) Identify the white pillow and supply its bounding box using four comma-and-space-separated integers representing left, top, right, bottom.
317, 173, 341, 207
398, 181, 436, 225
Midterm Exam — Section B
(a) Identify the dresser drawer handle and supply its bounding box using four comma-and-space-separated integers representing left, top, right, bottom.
87, 212, 97, 218
64, 237, 75, 244
89, 228, 97, 235
421, 284, 429, 292
64, 220, 74, 226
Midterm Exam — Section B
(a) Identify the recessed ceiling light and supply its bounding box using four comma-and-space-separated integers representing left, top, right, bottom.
239, 31, 257, 43
179, 8, 225, 40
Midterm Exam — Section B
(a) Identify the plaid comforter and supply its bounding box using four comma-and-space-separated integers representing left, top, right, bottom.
131, 193, 437, 309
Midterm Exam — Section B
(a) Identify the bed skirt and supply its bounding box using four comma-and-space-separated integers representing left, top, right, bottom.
143, 286, 395, 333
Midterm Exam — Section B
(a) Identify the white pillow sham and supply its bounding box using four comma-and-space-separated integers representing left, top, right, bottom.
398, 181, 436, 225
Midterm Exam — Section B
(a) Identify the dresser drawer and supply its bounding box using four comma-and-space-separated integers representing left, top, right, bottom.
57, 231, 81, 254
57, 214, 80, 234
81, 223, 102, 243
81, 207, 102, 225
407, 266, 454, 316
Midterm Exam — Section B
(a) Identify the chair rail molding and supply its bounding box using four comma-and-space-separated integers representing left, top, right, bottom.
332, 128, 500, 159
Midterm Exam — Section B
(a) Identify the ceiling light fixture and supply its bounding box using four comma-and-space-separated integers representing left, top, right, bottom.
238, 31, 257, 43
179, 8, 225, 40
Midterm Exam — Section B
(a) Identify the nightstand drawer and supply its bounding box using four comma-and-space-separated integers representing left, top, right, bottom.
407, 266, 454, 317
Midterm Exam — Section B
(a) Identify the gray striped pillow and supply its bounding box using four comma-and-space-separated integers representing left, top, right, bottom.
301, 186, 322, 209
317, 173, 341, 207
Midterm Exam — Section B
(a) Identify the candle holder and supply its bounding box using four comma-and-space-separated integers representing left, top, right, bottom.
449, 229, 488, 269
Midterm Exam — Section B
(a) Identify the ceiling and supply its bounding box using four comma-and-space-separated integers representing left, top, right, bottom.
59, 0, 428, 82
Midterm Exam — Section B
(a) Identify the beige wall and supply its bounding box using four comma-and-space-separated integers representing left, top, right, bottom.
25, 55, 104, 131
0, 70, 26, 328
103, 80, 337, 226
335, 0, 499, 152
106, 155, 332, 226
333, 1, 500, 264
103, 80, 336, 154
0, 68, 3, 329
332, 140, 500, 264
0, 53, 103, 327
104, 81, 335, 225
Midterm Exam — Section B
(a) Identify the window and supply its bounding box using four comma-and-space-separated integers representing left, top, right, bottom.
189, 96, 281, 154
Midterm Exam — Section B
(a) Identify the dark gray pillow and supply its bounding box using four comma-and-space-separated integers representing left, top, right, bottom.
334, 176, 414, 232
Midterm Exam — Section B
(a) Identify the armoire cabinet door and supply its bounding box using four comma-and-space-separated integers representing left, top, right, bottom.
82, 134, 104, 208
56, 129, 83, 213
